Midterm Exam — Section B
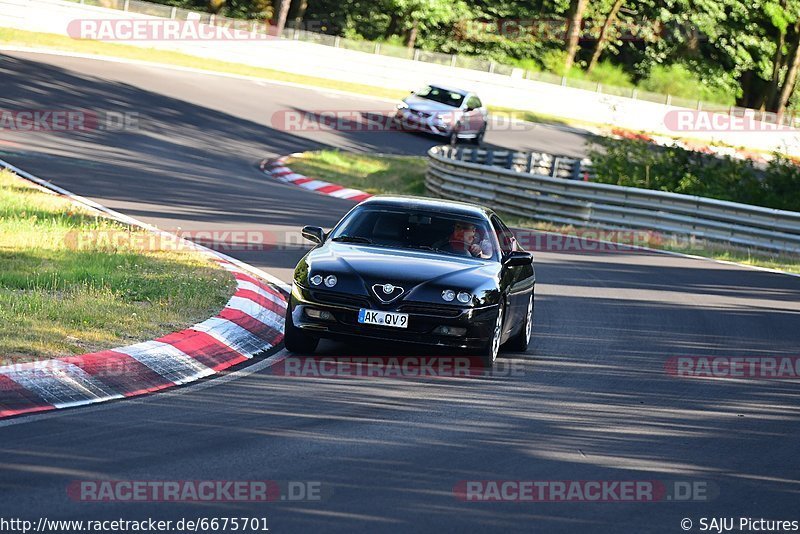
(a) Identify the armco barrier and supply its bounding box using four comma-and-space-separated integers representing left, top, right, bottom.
426, 145, 800, 253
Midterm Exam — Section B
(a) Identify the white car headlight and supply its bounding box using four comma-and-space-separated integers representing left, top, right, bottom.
324, 275, 338, 288
442, 289, 455, 302
457, 291, 472, 304
310, 274, 323, 286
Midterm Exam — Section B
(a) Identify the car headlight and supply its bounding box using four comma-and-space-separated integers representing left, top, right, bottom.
457, 291, 472, 304
442, 289, 455, 302
310, 274, 323, 286
324, 275, 338, 288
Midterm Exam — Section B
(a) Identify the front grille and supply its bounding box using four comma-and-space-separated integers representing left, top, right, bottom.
311, 291, 370, 309
396, 303, 463, 318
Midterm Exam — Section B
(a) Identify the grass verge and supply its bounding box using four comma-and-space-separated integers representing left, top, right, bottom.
286, 150, 427, 196
284, 150, 800, 274
0, 170, 236, 363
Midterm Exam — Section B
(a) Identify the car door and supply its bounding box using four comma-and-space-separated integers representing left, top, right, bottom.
462, 95, 484, 135
491, 215, 524, 337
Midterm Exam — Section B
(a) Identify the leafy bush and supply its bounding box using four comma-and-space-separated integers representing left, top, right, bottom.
589, 137, 800, 211
640, 64, 734, 106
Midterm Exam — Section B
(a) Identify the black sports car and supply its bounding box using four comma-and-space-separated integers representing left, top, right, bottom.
285, 196, 535, 366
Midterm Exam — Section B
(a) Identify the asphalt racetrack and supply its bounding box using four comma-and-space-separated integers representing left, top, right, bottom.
1, 50, 799, 533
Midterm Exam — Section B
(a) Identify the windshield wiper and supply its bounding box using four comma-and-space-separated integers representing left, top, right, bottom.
331, 235, 373, 244
403, 244, 437, 251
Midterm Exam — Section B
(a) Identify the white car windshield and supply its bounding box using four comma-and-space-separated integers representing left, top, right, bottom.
414, 86, 465, 108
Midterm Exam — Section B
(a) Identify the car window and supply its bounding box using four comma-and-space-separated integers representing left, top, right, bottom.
414, 86, 465, 108
329, 207, 497, 260
467, 96, 482, 109
491, 215, 516, 255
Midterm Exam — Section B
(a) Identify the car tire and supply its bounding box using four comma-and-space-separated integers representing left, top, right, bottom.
472, 125, 486, 145
504, 293, 533, 352
449, 124, 461, 146
283, 298, 319, 354
478, 303, 504, 368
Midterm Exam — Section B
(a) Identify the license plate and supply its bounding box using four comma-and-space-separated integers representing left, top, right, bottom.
358, 309, 408, 328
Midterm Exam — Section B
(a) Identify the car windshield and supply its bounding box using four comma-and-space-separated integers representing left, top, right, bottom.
329, 207, 497, 261
413, 86, 465, 108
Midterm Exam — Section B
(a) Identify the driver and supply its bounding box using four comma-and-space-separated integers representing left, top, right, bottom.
440, 221, 492, 258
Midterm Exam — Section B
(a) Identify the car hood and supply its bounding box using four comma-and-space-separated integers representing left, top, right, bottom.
300, 243, 500, 305
403, 96, 461, 114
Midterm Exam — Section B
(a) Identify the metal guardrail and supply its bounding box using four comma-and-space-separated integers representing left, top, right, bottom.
426, 146, 800, 253
447, 146, 595, 181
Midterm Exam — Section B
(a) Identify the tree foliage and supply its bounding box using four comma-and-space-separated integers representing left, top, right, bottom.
149, 0, 800, 111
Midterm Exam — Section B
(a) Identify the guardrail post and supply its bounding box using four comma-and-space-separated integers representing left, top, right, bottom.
551, 157, 560, 178
374, 43, 381, 54
489, 61, 496, 73
486, 150, 495, 167
470, 149, 478, 163
571, 161, 581, 180
123, 0, 129, 11
526, 152, 534, 174
665, 94, 672, 106
334, 36, 341, 47
506, 152, 515, 169
451, 55, 457, 67
413, 49, 420, 61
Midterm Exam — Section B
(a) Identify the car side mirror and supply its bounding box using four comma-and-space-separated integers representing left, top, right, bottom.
302, 225, 325, 244
503, 250, 533, 267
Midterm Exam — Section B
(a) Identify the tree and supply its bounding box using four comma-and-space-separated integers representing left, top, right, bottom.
274, 0, 291, 35
564, 0, 589, 70
587, 0, 625, 72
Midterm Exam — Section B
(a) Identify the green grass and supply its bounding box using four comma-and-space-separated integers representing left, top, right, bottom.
0, 171, 235, 363
286, 150, 428, 196
286, 150, 800, 274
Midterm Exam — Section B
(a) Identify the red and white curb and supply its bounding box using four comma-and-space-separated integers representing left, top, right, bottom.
0, 159, 289, 420
259, 154, 372, 203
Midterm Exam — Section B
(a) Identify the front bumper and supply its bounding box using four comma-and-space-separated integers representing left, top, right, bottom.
393, 109, 452, 136
290, 284, 498, 350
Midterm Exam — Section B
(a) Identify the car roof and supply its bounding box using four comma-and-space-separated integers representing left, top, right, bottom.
357, 195, 493, 219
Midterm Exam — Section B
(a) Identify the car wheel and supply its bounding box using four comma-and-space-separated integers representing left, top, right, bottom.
449, 125, 461, 146
478, 304, 504, 368
505, 293, 533, 352
283, 298, 319, 354
472, 125, 486, 145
